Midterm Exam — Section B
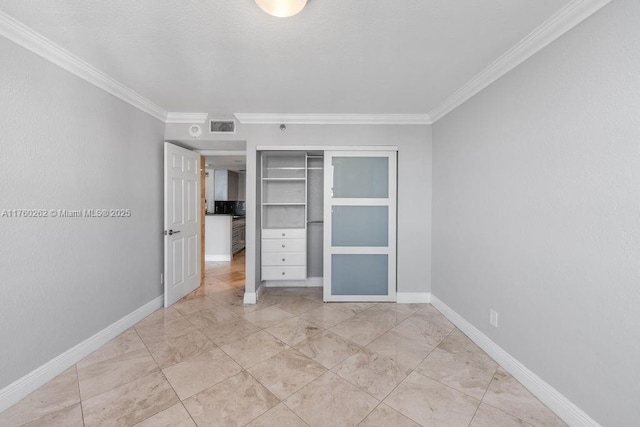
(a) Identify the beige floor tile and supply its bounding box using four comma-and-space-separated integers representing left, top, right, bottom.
482, 368, 566, 426
276, 296, 324, 315
384, 371, 480, 427
162, 347, 242, 400
294, 331, 361, 369
135, 307, 184, 332
391, 312, 454, 348
352, 304, 411, 328
248, 348, 327, 400
0, 367, 80, 426
333, 347, 413, 400
186, 305, 239, 329
77, 347, 158, 400
325, 302, 376, 315
0, 254, 564, 427
284, 371, 379, 426
469, 403, 535, 427
330, 316, 394, 346
146, 329, 216, 369
135, 313, 195, 347
300, 305, 354, 328
243, 306, 296, 328
384, 303, 426, 316
172, 295, 220, 317
207, 288, 245, 306
246, 402, 308, 427
366, 328, 435, 370
21, 403, 83, 427
183, 371, 279, 427
199, 316, 262, 346
82, 370, 179, 427
77, 328, 146, 369
265, 316, 324, 346
221, 330, 287, 368
134, 403, 196, 426
413, 305, 456, 332
359, 403, 421, 427
414, 328, 498, 399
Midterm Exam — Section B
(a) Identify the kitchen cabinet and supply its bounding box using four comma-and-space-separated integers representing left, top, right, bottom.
232, 217, 245, 254
214, 170, 240, 201
260, 152, 307, 282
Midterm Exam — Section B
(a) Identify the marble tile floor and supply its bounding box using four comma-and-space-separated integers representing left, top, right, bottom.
0, 252, 566, 427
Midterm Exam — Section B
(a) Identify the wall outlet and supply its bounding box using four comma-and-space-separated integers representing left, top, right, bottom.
489, 309, 499, 328
160, 273, 164, 285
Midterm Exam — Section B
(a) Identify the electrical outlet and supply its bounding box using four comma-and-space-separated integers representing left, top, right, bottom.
489, 309, 499, 328
160, 273, 164, 285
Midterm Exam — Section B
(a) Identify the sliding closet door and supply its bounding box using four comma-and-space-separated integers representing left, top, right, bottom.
323, 151, 397, 302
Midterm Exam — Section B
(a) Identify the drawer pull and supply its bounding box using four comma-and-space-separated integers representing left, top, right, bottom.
282, 244, 286, 248
282, 233, 286, 237
282, 271, 286, 275
282, 258, 286, 262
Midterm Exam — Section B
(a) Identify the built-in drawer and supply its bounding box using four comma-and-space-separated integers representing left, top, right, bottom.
262, 238, 306, 253
261, 266, 306, 280
262, 252, 306, 266
262, 229, 306, 239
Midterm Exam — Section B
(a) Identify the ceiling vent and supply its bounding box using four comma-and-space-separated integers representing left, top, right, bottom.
210, 119, 236, 134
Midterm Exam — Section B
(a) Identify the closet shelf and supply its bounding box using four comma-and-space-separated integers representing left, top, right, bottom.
262, 178, 306, 181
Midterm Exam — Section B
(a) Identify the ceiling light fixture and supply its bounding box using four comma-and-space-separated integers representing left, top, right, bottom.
255, 0, 307, 18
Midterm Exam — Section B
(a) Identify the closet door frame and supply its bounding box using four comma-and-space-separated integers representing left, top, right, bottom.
255, 145, 398, 301
323, 150, 397, 302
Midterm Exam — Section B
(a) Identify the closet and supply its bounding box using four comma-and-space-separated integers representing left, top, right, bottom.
258, 149, 396, 302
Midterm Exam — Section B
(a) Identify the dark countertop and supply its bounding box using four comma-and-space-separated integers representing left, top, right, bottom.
205, 213, 245, 220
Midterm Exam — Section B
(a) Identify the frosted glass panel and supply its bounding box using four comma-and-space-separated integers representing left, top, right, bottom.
332, 157, 388, 198
332, 206, 388, 247
331, 255, 388, 295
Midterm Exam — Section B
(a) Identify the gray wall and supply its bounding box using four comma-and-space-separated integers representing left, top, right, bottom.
167, 123, 433, 297
432, 1, 640, 425
0, 37, 165, 389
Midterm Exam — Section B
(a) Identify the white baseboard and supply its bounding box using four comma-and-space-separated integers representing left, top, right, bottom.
243, 292, 256, 304
263, 277, 324, 288
0, 295, 163, 413
430, 296, 601, 427
205, 255, 231, 262
396, 292, 431, 303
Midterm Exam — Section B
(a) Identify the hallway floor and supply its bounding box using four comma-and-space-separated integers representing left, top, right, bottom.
0, 252, 566, 426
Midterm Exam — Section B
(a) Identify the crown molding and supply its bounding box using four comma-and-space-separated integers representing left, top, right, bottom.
234, 113, 432, 125
0, 10, 168, 122
428, 0, 612, 123
165, 112, 209, 124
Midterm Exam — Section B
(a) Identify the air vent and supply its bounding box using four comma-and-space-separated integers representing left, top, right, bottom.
210, 119, 236, 134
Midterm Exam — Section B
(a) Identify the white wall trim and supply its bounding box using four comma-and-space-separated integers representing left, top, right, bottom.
396, 292, 432, 303
243, 292, 256, 304
166, 113, 209, 124
235, 113, 432, 125
205, 254, 232, 262
0, 295, 163, 413
0, 10, 168, 122
263, 277, 324, 288
428, 0, 612, 122
430, 295, 601, 427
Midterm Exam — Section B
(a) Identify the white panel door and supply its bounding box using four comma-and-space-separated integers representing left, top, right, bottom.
323, 151, 397, 302
164, 142, 201, 307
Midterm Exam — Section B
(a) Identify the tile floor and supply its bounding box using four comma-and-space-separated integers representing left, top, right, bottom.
0, 251, 566, 426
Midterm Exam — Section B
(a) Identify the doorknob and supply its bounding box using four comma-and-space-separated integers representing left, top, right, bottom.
165, 230, 181, 236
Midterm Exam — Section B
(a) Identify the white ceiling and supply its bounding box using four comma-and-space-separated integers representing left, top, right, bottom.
0, 0, 571, 115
